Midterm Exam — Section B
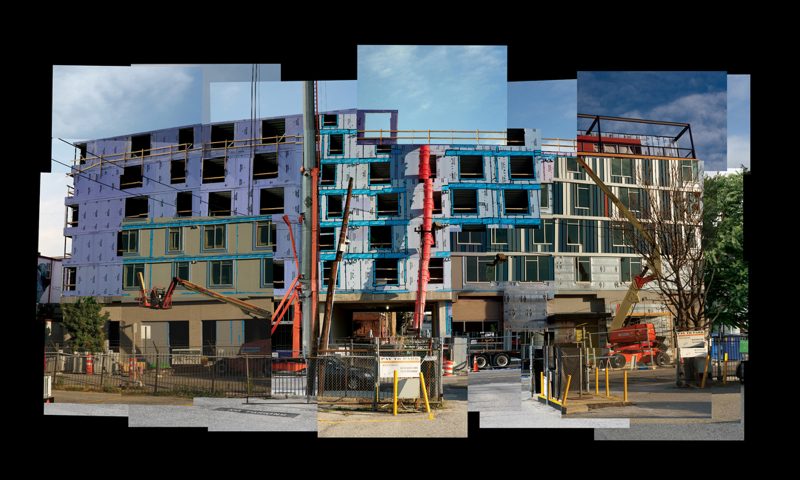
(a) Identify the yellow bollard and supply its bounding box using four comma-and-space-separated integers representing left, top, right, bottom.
605, 366, 610, 398
595, 367, 599, 396
393, 369, 398, 416
540, 371, 545, 397
700, 354, 711, 389
562, 375, 572, 406
723, 352, 728, 384
419, 371, 433, 420
624, 371, 628, 402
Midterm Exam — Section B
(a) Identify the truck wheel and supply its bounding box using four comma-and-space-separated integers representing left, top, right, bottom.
610, 354, 626, 369
493, 353, 510, 368
655, 352, 669, 367
475, 355, 488, 369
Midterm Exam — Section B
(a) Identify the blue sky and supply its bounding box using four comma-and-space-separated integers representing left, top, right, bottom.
508, 80, 576, 140
357, 46, 507, 140
727, 75, 750, 170
578, 72, 728, 171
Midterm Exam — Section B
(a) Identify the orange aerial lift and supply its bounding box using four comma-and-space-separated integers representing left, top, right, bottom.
136, 215, 304, 365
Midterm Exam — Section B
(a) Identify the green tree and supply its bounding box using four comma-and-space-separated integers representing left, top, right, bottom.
703, 170, 747, 331
61, 297, 109, 352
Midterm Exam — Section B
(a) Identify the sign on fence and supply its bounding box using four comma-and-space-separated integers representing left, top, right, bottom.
379, 357, 420, 378
677, 331, 707, 358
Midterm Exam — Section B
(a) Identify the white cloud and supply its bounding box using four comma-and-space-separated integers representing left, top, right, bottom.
38, 172, 72, 257
53, 66, 195, 139
728, 134, 750, 170
624, 91, 727, 169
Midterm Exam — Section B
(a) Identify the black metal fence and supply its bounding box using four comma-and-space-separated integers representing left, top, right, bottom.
710, 335, 748, 382
44, 352, 305, 399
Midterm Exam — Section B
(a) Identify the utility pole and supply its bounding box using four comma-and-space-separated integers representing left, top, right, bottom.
301, 81, 317, 355
320, 177, 354, 352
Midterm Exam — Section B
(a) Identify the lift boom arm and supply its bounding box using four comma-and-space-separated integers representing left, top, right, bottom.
169, 277, 272, 320
574, 156, 661, 331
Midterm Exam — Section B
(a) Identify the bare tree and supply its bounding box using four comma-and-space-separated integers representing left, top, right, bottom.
611, 160, 706, 332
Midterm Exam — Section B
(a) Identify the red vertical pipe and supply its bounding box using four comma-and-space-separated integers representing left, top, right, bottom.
413, 145, 433, 332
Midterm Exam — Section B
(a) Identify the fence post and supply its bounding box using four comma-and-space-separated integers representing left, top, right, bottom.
153, 343, 160, 395
52, 352, 58, 388
211, 354, 216, 394
245, 354, 251, 399
100, 353, 105, 390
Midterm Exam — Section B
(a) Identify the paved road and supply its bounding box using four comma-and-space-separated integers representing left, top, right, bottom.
316, 376, 468, 438
468, 369, 522, 412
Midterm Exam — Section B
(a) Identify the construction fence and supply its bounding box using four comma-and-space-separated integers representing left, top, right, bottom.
44, 341, 443, 406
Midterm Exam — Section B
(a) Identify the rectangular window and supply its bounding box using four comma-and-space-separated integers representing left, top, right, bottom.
176, 192, 193, 217
514, 256, 552, 282
171, 160, 186, 184
540, 184, 550, 209
530, 220, 554, 246
320, 227, 335, 251
76, 144, 87, 164
567, 220, 581, 246
428, 258, 444, 284
253, 153, 279, 179
64, 266, 77, 291
377, 193, 400, 216
203, 224, 226, 250
612, 223, 628, 247
273, 261, 285, 289
619, 187, 641, 214
432, 191, 442, 214
322, 260, 339, 288
327, 195, 343, 218
123, 264, 145, 289
255, 221, 275, 249
322, 114, 337, 127
576, 257, 591, 282
130, 134, 150, 157
429, 155, 437, 178
321, 164, 336, 186
377, 144, 392, 154
124, 196, 148, 219
175, 261, 190, 281
262, 119, 286, 143
67, 205, 79, 227
459, 155, 483, 179
576, 184, 590, 210
167, 227, 182, 252
370, 226, 393, 249
504, 190, 529, 214
620, 257, 642, 282
211, 124, 235, 148
458, 225, 486, 245
490, 228, 509, 246
262, 258, 273, 287
178, 127, 194, 150
611, 158, 634, 184
567, 157, 585, 179
117, 230, 139, 256
202, 157, 226, 183
680, 160, 697, 183
506, 128, 525, 146
260, 187, 284, 214
452, 189, 478, 214
465, 256, 508, 283
510, 156, 534, 179
209, 260, 233, 287
369, 162, 391, 184
374, 259, 399, 286
120, 165, 143, 189
208, 191, 232, 216
329, 134, 344, 155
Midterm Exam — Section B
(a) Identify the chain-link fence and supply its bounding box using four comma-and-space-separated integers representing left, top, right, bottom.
44, 352, 308, 399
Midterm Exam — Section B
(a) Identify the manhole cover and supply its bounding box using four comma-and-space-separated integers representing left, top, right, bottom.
214, 407, 298, 418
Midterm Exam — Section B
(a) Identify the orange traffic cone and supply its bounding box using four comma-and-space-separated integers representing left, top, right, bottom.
473, 356, 479, 372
